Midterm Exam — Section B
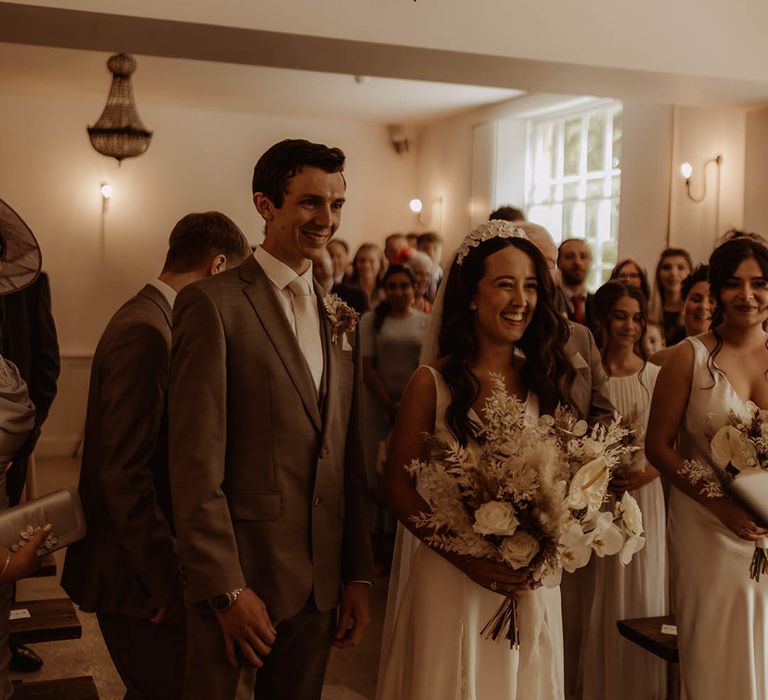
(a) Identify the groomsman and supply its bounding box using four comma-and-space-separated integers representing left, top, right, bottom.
62, 212, 250, 700
558, 238, 595, 327
169, 139, 374, 700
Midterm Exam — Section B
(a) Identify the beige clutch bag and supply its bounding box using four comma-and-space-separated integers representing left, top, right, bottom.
0, 488, 86, 556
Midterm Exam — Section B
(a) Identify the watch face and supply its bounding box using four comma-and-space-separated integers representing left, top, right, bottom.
210, 594, 230, 611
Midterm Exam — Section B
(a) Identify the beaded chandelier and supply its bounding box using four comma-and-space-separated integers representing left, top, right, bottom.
87, 53, 153, 163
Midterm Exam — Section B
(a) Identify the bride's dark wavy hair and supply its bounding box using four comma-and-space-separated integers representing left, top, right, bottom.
438, 236, 574, 446
707, 235, 768, 380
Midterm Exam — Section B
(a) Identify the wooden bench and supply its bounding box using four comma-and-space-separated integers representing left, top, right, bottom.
12, 676, 99, 699
618, 615, 679, 700
9, 598, 81, 646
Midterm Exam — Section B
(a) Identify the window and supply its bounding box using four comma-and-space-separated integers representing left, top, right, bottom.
525, 101, 622, 290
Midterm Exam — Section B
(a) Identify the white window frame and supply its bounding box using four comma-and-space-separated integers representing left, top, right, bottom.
524, 99, 622, 290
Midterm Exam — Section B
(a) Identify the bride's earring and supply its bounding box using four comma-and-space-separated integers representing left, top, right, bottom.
469, 301, 478, 311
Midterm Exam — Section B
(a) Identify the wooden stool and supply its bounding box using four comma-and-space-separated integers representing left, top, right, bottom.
617, 614, 679, 700
12, 676, 99, 699
9, 598, 81, 645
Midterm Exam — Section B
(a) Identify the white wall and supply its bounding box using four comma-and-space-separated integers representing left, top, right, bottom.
669, 105, 747, 265
0, 91, 417, 452
744, 108, 768, 235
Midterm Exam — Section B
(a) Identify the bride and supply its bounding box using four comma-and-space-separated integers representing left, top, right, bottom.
646, 235, 768, 699
376, 222, 574, 700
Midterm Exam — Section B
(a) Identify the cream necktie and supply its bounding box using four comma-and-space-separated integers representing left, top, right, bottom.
288, 276, 323, 392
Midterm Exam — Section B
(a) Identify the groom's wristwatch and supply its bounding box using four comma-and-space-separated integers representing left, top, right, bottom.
207, 586, 246, 612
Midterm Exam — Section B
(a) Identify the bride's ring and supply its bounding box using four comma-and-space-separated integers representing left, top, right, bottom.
490, 581, 499, 591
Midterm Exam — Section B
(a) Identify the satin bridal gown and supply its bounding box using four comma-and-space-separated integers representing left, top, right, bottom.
582, 363, 667, 700
376, 366, 564, 700
668, 337, 768, 699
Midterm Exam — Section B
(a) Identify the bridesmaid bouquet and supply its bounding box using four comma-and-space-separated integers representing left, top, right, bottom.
682, 402, 768, 581
407, 373, 644, 649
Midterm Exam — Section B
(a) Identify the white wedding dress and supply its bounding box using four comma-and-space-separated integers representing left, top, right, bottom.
376, 366, 564, 700
581, 363, 667, 700
669, 336, 768, 699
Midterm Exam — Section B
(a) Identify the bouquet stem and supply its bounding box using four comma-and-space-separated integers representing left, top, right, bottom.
750, 539, 768, 582
480, 597, 520, 650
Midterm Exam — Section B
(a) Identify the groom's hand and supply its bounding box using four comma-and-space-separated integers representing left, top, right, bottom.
215, 588, 276, 668
333, 582, 371, 649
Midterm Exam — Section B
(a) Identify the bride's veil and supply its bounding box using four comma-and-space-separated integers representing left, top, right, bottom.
376, 251, 455, 686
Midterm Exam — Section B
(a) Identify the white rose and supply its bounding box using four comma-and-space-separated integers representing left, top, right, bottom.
620, 534, 646, 565
567, 456, 610, 512
587, 511, 624, 557
538, 415, 555, 429
559, 522, 593, 573
473, 501, 519, 537
573, 420, 588, 437
500, 531, 540, 570
711, 426, 757, 471
617, 492, 644, 537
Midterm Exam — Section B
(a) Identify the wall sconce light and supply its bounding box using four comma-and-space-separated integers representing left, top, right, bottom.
681, 155, 722, 203
410, 196, 443, 229
100, 182, 112, 214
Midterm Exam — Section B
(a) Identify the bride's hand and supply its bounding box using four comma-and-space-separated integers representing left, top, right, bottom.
456, 556, 531, 596
711, 500, 768, 541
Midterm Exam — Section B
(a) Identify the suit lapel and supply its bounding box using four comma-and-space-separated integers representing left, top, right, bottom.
240, 258, 322, 433
138, 285, 172, 329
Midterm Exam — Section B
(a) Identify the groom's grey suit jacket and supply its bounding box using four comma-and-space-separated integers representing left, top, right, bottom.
168, 256, 373, 622
564, 322, 615, 424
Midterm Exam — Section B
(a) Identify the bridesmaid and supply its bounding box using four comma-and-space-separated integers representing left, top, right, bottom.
647, 236, 768, 700
581, 281, 667, 700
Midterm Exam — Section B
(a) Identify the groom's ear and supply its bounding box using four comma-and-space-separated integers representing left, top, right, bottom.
253, 192, 276, 222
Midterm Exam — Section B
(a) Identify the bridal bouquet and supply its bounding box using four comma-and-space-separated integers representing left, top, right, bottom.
408, 374, 644, 648
682, 402, 768, 581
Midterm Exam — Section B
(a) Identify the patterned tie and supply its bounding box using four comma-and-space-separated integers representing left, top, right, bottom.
288, 277, 323, 392
572, 295, 585, 324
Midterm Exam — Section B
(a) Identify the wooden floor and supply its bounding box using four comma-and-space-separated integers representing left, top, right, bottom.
16, 457, 387, 700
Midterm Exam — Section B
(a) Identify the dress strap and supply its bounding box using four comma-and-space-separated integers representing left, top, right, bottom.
418, 365, 451, 433
684, 336, 715, 391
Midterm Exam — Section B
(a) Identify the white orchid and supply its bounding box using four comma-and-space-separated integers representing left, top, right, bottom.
559, 522, 593, 573
616, 491, 644, 537
586, 511, 624, 558
620, 534, 646, 565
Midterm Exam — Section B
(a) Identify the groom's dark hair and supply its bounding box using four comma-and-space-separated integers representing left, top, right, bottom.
252, 139, 346, 207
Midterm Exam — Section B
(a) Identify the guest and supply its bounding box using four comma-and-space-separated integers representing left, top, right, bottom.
489, 205, 526, 222
643, 322, 664, 357
404, 250, 432, 313
360, 264, 428, 572
310, 247, 368, 315
0, 261, 60, 673
350, 243, 386, 308
169, 139, 373, 700
651, 265, 713, 367
384, 233, 409, 265
610, 257, 652, 300
0, 203, 62, 698
327, 238, 352, 284
557, 238, 594, 326
650, 247, 693, 346
647, 236, 768, 700
416, 231, 444, 302
405, 232, 419, 249
581, 281, 667, 700
62, 212, 251, 700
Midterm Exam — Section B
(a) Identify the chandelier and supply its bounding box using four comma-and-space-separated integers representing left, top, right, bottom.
87, 53, 153, 164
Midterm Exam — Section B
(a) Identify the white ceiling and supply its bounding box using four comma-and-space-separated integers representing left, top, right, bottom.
4, 0, 768, 85
0, 42, 524, 123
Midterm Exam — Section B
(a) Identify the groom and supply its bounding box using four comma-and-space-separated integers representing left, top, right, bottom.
169, 139, 373, 700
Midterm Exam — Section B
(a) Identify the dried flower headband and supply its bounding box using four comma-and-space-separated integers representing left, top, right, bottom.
455, 221, 529, 265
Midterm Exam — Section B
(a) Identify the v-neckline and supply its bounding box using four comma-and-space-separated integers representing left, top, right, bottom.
691, 336, 761, 410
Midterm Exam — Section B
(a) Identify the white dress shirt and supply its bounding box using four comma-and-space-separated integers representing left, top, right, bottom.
148, 278, 177, 309
253, 246, 324, 391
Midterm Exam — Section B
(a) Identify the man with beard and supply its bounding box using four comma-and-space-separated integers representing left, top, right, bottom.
557, 238, 594, 327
